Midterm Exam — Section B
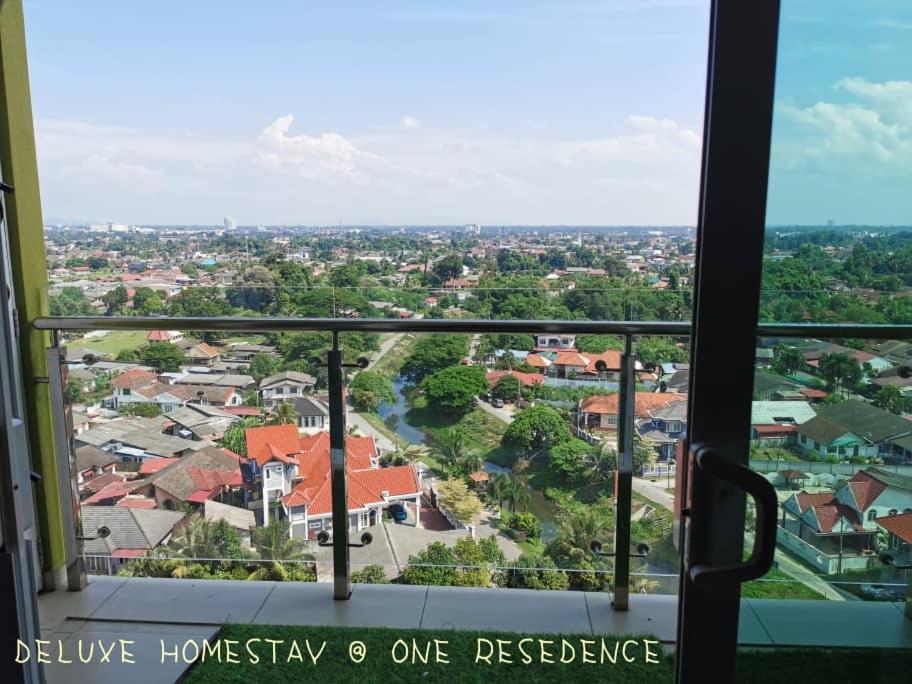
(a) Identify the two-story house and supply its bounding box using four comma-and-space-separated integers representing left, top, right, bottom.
780, 468, 912, 574
292, 396, 330, 434
259, 371, 317, 408
245, 424, 420, 537
638, 400, 688, 460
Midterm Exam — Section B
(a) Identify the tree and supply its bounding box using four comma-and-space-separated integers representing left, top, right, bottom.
132, 287, 166, 315
248, 353, 277, 382
350, 371, 395, 412
119, 402, 163, 418
432, 428, 478, 475
771, 343, 806, 376
218, 417, 262, 456
819, 352, 863, 398
502, 406, 571, 458
433, 254, 463, 282
328, 262, 366, 289
401, 335, 469, 382
588, 443, 618, 485
350, 564, 388, 584
102, 285, 128, 314
251, 520, 305, 561
503, 476, 531, 513
549, 438, 593, 480
172, 516, 242, 560
66, 378, 85, 403
558, 507, 612, 554
49, 287, 96, 316
508, 554, 570, 591
115, 348, 136, 362
491, 374, 522, 401
873, 385, 910, 415
141, 341, 185, 372
401, 542, 457, 586
436, 478, 483, 525
635, 337, 687, 366
421, 365, 489, 414
576, 335, 624, 354
489, 473, 512, 508
227, 266, 278, 312
271, 402, 298, 425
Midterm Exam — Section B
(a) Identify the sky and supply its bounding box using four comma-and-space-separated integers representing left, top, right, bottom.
21, 1, 912, 227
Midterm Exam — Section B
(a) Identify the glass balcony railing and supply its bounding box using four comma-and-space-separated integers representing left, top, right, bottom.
32, 313, 912, 617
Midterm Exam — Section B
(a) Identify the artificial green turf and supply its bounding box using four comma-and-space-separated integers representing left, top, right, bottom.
184, 625, 912, 684
183, 625, 670, 683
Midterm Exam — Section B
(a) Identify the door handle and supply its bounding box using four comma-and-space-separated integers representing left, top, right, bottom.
688, 444, 777, 584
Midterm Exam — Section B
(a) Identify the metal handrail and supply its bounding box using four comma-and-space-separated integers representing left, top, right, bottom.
31, 315, 912, 339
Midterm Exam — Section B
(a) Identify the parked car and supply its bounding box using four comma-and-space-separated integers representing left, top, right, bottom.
492, 398, 505, 408
387, 503, 407, 523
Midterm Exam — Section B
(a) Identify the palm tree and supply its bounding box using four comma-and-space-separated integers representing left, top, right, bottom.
172, 514, 216, 559
489, 473, 511, 508
251, 520, 304, 561
559, 508, 611, 553
271, 401, 298, 426
433, 428, 478, 475
588, 444, 617, 485
504, 476, 531, 513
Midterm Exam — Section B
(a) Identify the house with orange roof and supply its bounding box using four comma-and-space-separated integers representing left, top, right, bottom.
780, 467, 912, 574
580, 392, 687, 431
244, 424, 420, 536
146, 330, 183, 343
183, 342, 221, 367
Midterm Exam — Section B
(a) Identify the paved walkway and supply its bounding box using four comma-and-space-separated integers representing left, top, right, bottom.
476, 397, 515, 423
632, 476, 676, 510
366, 332, 405, 369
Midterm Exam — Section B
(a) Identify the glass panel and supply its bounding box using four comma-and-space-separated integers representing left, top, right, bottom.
740, 0, 912, 657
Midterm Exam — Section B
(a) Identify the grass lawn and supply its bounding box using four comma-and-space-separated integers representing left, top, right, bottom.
406, 397, 511, 462
184, 624, 670, 684
71, 330, 149, 356
742, 567, 825, 600
372, 333, 417, 379
185, 624, 912, 684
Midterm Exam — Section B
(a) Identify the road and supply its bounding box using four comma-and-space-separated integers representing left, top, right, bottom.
366, 333, 405, 369
476, 397, 515, 423
632, 476, 847, 601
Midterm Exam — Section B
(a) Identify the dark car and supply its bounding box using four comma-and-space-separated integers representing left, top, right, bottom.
387, 503, 407, 522
492, 398, 505, 408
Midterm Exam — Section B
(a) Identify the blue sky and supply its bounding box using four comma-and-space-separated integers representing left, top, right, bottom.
22, 1, 912, 226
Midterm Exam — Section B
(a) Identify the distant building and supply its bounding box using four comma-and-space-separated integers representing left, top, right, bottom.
223, 216, 237, 230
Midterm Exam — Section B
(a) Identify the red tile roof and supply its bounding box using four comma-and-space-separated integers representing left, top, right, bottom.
83, 478, 133, 505
523, 353, 551, 368
245, 424, 302, 466
801, 388, 828, 399
552, 351, 590, 367
223, 406, 262, 417
793, 492, 864, 533
847, 470, 889, 511
874, 512, 912, 544
139, 458, 179, 475
580, 392, 687, 419
115, 497, 157, 509
112, 368, 158, 391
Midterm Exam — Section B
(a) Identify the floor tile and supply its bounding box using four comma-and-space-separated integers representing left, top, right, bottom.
90, 577, 274, 624
586, 593, 678, 642
253, 581, 427, 628
422, 586, 591, 634
38, 577, 127, 629
41, 625, 218, 684
749, 599, 912, 648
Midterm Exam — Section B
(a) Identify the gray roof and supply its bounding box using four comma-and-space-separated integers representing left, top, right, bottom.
753, 371, 799, 394
292, 396, 329, 417
80, 506, 184, 555
204, 500, 255, 531
751, 401, 817, 425
649, 401, 688, 421
261, 371, 317, 388
75, 445, 117, 470
75, 417, 212, 457
798, 400, 912, 445
177, 373, 255, 389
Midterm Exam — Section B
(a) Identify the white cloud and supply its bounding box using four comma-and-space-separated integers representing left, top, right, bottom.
35, 113, 703, 225
400, 115, 420, 130
776, 77, 912, 168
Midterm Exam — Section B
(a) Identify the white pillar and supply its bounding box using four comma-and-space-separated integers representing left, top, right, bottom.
415, 495, 421, 528
263, 483, 269, 526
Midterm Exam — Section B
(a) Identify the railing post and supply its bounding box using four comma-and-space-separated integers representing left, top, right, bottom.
613, 334, 635, 610
327, 331, 351, 600
45, 343, 86, 590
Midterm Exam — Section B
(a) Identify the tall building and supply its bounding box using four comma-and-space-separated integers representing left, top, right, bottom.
223, 216, 237, 230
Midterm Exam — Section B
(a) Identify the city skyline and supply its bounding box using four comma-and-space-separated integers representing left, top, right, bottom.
23, 1, 912, 226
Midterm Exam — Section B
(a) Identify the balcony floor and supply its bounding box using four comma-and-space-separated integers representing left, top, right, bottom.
37, 577, 912, 683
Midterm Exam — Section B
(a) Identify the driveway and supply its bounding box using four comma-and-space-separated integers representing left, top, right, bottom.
476, 398, 515, 423
309, 523, 398, 581
632, 476, 676, 510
